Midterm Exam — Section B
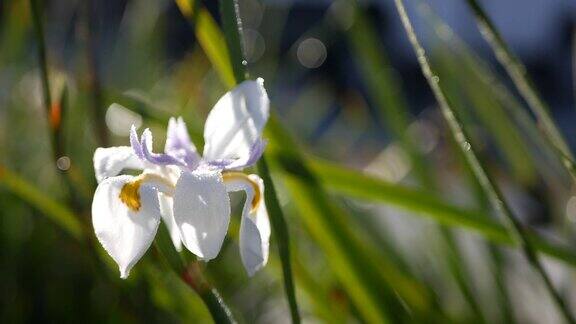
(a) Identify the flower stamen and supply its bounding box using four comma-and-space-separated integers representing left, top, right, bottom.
222, 172, 262, 212
119, 179, 143, 211
119, 173, 175, 212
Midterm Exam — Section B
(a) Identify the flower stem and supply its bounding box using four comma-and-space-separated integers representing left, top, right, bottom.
29, 0, 59, 162
81, 0, 109, 147
392, 0, 576, 323
219, 1, 301, 322
154, 225, 236, 323
464, 0, 576, 182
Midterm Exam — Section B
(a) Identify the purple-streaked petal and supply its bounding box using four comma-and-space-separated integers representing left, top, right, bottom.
130, 125, 145, 159
140, 128, 186, 167
165, 117, 200, 169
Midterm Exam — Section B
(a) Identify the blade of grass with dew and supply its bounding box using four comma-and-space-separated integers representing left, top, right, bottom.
217, 0, 301, 322
434, 47, 536, 185
438, 95, 516, 323
464, 0, 576, 182
348, 5, 487, 319
418, 1, 567, 187
392, 1, 576, 322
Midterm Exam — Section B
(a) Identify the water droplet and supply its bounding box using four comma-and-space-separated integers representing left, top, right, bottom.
432, 76, 439, 83
463, 142, 471, 151
241, 60, 248, 66
56, 156, 71, 171
297, 38, 327, 69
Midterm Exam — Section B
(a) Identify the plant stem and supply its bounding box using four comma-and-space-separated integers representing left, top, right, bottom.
218, 1, 300, 322
465, 0, 576, 181
154, 225, 236, 323
82, 0, 109, 147
392, 0, 576, 323
29, 0, 60, 162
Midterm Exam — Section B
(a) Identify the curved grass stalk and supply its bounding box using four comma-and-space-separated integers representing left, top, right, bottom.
347, 6, 488, 319
305, 158, 576, 265
217, 1, 301, 322
392, 1, 576, 322
464, 0, 576, 182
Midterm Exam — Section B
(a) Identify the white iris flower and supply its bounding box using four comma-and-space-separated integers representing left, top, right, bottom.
92, 79, 271, 278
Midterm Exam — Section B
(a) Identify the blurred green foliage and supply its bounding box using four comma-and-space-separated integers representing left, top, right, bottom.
1, 0, 576, 323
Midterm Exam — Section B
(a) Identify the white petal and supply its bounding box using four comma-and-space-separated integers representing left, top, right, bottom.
92, 175, 161, 278
203, 78, 269, 161
158, 193, 182, 252
173, 169, 231, 260
225, 174, 270, 276
94, 146, 145, 183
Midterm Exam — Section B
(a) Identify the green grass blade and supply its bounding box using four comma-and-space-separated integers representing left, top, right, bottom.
175, 0, 236, 89
216, 1, 301, 322
0, 166, 84, 240
392, 1, 576, 322
267, 118, 444, 322
348, 5, 487, 318
305, 138, 576, 266
464, 0, 576, 182
418, 2, 566, 185
346, 6, 432, 187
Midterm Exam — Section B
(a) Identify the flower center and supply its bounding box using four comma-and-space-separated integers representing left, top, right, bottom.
222, 172, 262, 212
119, 179, 143, 212
119, 173, 175, 212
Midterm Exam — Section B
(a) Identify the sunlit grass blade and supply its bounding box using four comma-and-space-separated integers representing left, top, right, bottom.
267, 118, 444, 322
306, 142, 576, 266
175, 0, 236, 89
417, 1, 566, 185
348, 5, 487, 318
434, 49, 536, 184
216, 0, 301, 322
393, 1, 576, 322
464, 0, 576, 182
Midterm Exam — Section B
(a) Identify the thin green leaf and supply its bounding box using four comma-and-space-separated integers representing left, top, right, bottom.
267, 118, 443, 322
392, 1, 576, 322
464, 0, 576, 182
217, 0, 301, 322
175, 0, 236, 89
0, 166, 83, 240
348, 5, 486, 318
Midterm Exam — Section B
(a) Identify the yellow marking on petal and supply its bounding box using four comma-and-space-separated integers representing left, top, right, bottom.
222, 172, 262, 213
119, 179, 143, 212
